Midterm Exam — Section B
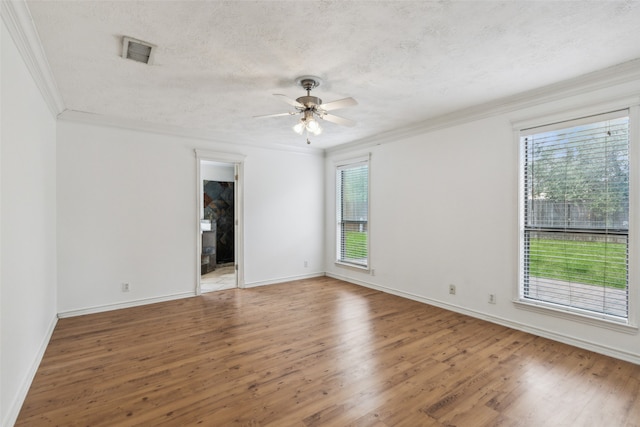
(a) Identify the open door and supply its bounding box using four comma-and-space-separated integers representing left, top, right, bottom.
195, 150, 244, 294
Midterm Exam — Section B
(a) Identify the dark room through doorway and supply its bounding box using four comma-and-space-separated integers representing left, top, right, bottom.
200, 160, 236, 292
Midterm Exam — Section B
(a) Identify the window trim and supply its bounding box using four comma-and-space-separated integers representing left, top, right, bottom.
514, 104, 639, 330
335, 154, 370, 270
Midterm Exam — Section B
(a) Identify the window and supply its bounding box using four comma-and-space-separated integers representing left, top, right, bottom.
520, 110, 630, 323
336, 157, 369, 268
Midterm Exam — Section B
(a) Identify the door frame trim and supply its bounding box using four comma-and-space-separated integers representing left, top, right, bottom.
195, 150, 246, 294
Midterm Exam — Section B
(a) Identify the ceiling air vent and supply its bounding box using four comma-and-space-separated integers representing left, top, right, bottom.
122, 36, 156, 65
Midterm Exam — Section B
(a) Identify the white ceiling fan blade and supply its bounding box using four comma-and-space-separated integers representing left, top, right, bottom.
319, 113, 356, 127
273, 94, 304, 108
318, 97, 358, 111
253, 112, 296, 119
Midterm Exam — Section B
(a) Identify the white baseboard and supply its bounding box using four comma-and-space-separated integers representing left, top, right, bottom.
3, 315, 58, 427
57, 291, 196, 318
326, 272, 640, 365
243, 272, 325, 289
57, 274, 328, 318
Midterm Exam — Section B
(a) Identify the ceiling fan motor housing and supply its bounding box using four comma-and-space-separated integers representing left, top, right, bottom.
296, 95, 322, 109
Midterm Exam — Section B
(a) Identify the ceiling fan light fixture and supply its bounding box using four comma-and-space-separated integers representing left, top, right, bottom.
307, 119, 321, 134
293, 122, 305, 135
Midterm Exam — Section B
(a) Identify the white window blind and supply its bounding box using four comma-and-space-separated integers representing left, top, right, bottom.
520, 110, 629, 322
336, 159, 369, 268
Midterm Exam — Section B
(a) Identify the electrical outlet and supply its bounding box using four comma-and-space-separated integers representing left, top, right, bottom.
371, 269, 375, 276
488, 293, 496, 304
304, 260, 308, 268
449, 284, 456, 295
122, 283, 130, 292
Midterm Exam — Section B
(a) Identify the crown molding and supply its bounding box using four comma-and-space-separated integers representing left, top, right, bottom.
60, 57, 640, 158
1, 0, 65, 117
328, 58, 640, 156
58, 109, 325, 156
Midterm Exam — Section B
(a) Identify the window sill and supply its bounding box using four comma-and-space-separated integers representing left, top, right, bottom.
335, 261, 369, 272
514, 299, 638, 334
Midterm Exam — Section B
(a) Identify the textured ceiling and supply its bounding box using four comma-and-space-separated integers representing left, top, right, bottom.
26, 1, 640, 150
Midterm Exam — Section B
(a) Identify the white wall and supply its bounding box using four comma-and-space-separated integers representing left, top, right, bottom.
243, 147, 324, 285
326, 81, 640, 363
56, 121, 325, 314
56, 121, 197, 313
1, 20, 58, 426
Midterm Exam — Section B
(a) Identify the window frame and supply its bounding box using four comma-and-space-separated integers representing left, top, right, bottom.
515, 104, 639, 331
335, 154, 370, 270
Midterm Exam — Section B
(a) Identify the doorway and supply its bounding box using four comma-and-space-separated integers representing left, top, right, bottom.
196, 151, 244, 294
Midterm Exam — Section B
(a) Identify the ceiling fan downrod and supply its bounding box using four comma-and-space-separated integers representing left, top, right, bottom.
295, 76, 323, 109
298, 76, 321, 93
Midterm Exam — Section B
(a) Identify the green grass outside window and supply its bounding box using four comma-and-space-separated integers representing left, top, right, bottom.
528, 238, 627, 289
344, 231, 367, 260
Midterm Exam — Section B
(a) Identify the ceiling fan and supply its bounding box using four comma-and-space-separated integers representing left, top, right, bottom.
254, 76, 357, 144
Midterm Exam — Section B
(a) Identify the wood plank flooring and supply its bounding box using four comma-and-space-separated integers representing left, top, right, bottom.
15, 277, 640, 426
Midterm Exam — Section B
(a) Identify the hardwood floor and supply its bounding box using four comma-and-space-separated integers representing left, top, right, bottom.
16, 277, 640, 426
